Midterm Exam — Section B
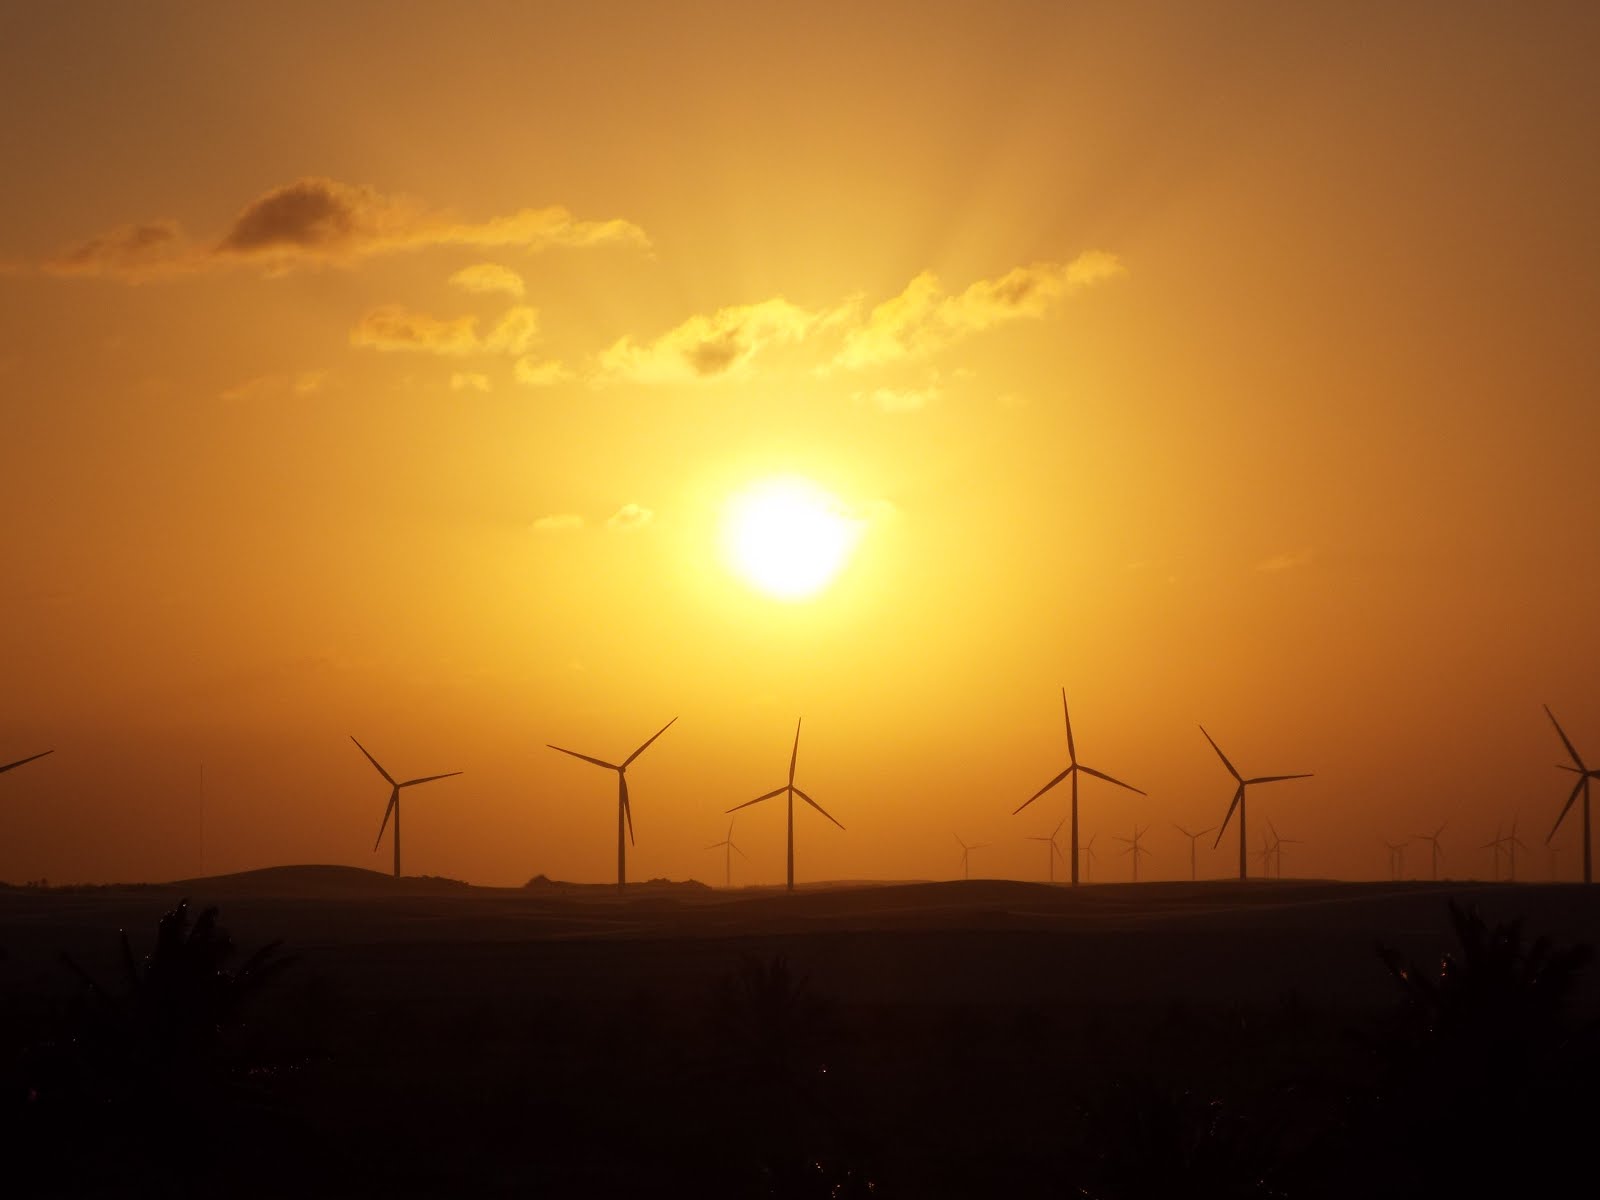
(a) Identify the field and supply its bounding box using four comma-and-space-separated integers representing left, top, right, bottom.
4, 870, 1598, 1197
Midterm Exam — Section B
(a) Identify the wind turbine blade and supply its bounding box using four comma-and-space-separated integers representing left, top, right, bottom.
0, 750, 53, 775
623, 716, 678, 768
1173, 823, 1193, 838
727, 785, 787, 813
547, 745, 618, 771
1248, 773, 1313, 785
1078, 765, 1146, 795
1213, 785, 1244, 847
954, 833, 968, 849
1052, 816, 1066, 838
399, 771, 463, 788
1548, 777, 1584, 842
620, 776, 634, 845
704, 841, 727, 850
1061, 688, 1077, 764
788, 718, 801, 786
373, 790, 397, 850
1544, 705, 1586, 770
1198, 726, 1242, 782
733, 843, 749, 860
1197, 826, 1216, 838
1014, 767, 1072, 815
793, 787, 844, 830
351, 736, 396, 786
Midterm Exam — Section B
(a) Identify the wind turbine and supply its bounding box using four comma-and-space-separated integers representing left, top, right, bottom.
1268, 817, 1302, 879
1172, 822, 1215, 881
1081, 833, 1099, 882
1201, 727, 1312, 880
1, 750, 52, 778
954, 834, 990, 881
1026, 818, 1067, 883
1544, 705, 1598, 883
1116, 825, 1150, 882
1255, 832, 1277, 878
1479, 822, 1508, 881
350, 737, 463, 879
1411, 822, 1446, 881
705, 817, 748, 888
1014, 689, 1144, 886
1384, 839, 1407, 881
548, 716, 677, 893
726, 719, 842, 893
1502, 813, 1529, 882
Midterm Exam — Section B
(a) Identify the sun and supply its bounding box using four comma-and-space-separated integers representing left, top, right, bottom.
723, 477, 862, 600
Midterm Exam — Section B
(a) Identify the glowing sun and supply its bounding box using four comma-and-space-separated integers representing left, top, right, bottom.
723, 477, 862, 600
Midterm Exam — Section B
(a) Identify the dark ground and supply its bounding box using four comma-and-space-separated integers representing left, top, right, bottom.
3, 870, 1597, 1197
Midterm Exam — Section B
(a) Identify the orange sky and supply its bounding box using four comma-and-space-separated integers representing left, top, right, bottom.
2, 2, 1599, 886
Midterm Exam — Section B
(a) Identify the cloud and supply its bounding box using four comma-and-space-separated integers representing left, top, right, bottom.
349, 304, 538, 356
218, 369, 328, 403
43, 177, 649, 280
1256, 549, 1314, 573
514, 356, 573, 387
449, 262, 525, 298
532, 513, 584, 533
594, 297, 834, 384
606, 503, 654, 530
450, 373, 492, 393
833, 251, 1124, 369
855, 385, 938, 413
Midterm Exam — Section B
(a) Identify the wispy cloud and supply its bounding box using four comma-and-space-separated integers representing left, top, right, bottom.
594, 297, 842, 384
350, 304, 539, 356
449, 262, 525, 298
833, 251, 1124, 370
514, 356, 573, 387
854, 385, 939, 413
606, 503, 654, 530
449, 372, 492, 393
532, 513, 585, 533
218, 369, 328, 403
42, 177, 649, 281
1256, 549, 1314, 573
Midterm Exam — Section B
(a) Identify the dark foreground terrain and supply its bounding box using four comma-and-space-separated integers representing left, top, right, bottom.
3, 869, 1597, 1197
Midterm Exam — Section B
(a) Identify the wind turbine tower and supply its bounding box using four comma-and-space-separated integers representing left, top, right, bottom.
705, 817, 748, 888
1026, 818, 1067, 883
351, 737, 463, 879
726, 719, 843, 893
954, 833, 990, 881
1412, 823, 1446, 881
1116, 825, 1151, 882
1172, 822, 1215, 881
1201, 727, 1312, 881
1545, 705, 1599, 883
1014, 689, 1144, 886
548, 717, 677, 893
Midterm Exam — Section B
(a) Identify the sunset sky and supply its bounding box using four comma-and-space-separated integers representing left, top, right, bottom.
3, 2, 1599, 887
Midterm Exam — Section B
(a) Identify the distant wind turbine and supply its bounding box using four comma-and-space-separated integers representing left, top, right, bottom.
1480, 823, 1505, 881
1255, 832, 1277, 877
1268, 817, 1302, 879
1411, 822, 1446, 881
954, 833, 990, 881
1502, 813, 1529, 881
726, 719, 842, 893
350, 737, 463, 879
1201, 727, 1312, 880
548, 716, 677, 893
1, 750, 52, 777
1081, 833, 1099, 882
1116, 825, 1150, 882
1027, 818, 1067, 883
1014, 689, 1144, 886
1384, 839, 1407, 881
705, 817, 748, 888
1172, 822, 1215, 881
1544, 705, 1597, 883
